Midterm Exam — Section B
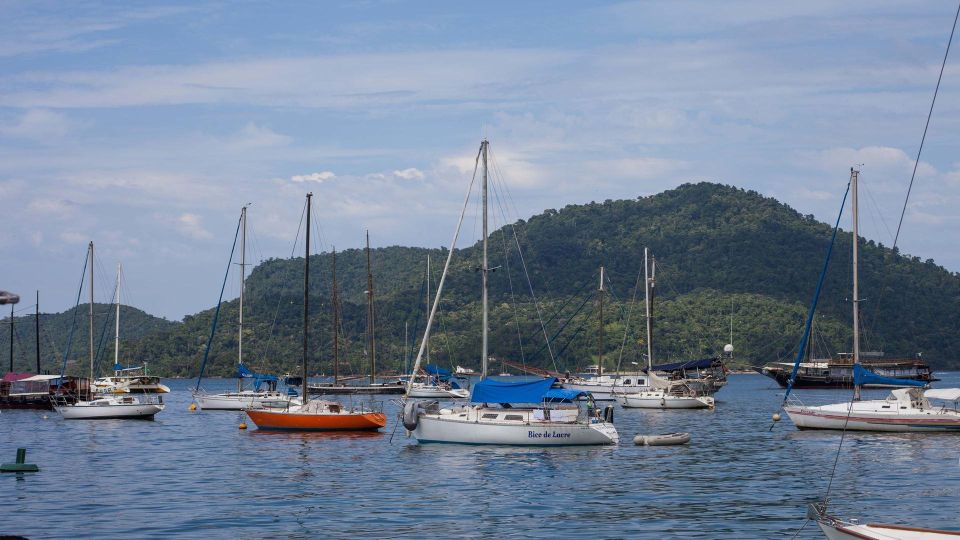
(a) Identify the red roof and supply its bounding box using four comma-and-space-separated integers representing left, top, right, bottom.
2, 372, 35, 382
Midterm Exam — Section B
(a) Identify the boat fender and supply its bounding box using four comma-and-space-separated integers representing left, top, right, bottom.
402, 401, 420, 431
660, 397, 666, 407
602, 405, 614, 424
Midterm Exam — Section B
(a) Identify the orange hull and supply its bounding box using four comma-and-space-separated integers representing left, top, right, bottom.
245, 409, 387, 431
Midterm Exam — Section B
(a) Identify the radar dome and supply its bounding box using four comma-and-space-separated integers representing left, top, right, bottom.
723, 344, 734, 353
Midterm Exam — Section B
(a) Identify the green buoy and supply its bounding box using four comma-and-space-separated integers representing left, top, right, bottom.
1, 448, 39, 473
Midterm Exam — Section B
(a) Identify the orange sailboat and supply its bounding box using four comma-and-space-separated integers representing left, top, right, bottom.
245, 193, 387, 432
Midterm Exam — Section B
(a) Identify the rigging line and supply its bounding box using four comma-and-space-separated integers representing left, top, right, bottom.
92, 278, 120, 375
527, 292, 593, 365
194, 209, 244, 391
614, 266, 645, 374
488, 149, 558, 372
406, 142, 482, 393
489, 172, 528, 368
553, 311, 592, 362
60, 249, 89, 380
871, 0, 960, 326
261, 201, 308, 366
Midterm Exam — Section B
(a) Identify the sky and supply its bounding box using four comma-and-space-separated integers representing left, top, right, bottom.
3, 1, 960, 320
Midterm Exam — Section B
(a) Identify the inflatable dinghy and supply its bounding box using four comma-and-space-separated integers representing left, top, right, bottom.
633, 432, 691, 446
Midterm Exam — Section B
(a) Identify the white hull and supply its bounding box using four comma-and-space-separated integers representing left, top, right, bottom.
562, 376, 647, 401
818, 519, 960, 539
617, 391, 714, 409
784, 389, 960, 432
56, 399, 164, 420
193, 391, 292, 411
407, 386, 469, 399
412, 409, 618, 445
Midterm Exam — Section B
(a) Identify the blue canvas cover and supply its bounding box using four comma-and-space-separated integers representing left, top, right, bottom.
542, 388, 589, 402
424, 364, 452, 377
471, 377, 557, 404
853, 363, 926, 388
649, 358, 716, 372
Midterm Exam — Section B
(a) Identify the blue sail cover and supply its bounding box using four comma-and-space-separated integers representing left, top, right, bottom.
471, 378, 557, 404
649, 358, 716, 372
853, 364, 926, 388
542, 388, 589, 402
114, 363, 143, 372
424, 364, 452, 377
236, 364, 279, 391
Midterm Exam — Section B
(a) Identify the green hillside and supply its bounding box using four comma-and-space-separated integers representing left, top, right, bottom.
7, 183, 959, 378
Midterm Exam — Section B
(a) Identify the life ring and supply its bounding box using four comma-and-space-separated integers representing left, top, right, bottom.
824, 376, 833, 385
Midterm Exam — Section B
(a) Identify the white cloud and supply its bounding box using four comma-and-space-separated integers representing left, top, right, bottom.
291, 171, 336, 183
0, 109, 71, 140
174, 213, 212, 240
392, 168, 424, 180
233, 123, 292, 148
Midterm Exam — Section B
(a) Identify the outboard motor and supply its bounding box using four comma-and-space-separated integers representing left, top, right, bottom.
402, 400, 420, 431
602, 405, 614, 424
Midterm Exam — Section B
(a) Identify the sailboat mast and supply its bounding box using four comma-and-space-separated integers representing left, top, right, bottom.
114, 263, 121, 371
239, 205, 246, 393
598, 266, 604, 377
8, 304, 12, 373
426, 253, 431, 364
35, 291, 40, 373
851, 168, 861, 401
332, 247, 339, 386
644, 248, 653, 370
481, 139, 489, 379
366, 231, 376, 386
303, 194, 311, 403
88, 241, 94, 394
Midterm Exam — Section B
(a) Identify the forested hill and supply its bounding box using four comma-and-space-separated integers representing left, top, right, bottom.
9, 183, 960, 377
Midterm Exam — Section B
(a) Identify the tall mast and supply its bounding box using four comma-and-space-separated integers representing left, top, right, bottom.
366, 231, 376, 385
332, 247, 339, 386
426, 253, 431, 364
8, 303, 12, 373
35, 291, 40, 373
114, 263, 121, 372
88, 241, 94, 394
238, 205, 246, 393
481, 139, 489, 379
851, 168, 861, 401
644, 248, 653, 370
303, 194, 311, 404
598, 266, 604, 377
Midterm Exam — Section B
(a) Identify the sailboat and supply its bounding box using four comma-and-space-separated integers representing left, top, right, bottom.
407, 254, 469, 399
307, 232, 405, 396
54, 242, 164, 420
402, 139, 619, 445
561, 266, 651, 400
245, 193, 387, 431
193, 206, 293, 411
92, 264, 171, 395
616, 248, 715, 409
783, 169, 960, 431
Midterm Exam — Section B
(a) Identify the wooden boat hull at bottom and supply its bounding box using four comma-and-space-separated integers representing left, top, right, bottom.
245, 409, 386, 431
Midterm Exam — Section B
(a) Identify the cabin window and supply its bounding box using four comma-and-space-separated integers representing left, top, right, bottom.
481, 413, 499, 419
504, 414, 524, 421
881, 405, 890, 409
623, 379, 632, 385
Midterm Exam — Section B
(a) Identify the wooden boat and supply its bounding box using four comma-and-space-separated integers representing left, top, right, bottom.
810, 502, 960, 539
244, 194, 386, 432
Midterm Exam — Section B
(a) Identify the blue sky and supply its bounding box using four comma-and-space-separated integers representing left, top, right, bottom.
3, 1, 960, 319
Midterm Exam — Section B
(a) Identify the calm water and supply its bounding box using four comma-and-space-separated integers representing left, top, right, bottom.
2, 373, 959, 539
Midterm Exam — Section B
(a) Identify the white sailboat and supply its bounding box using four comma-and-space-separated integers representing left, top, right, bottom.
402, 139, 619, 445
193, 206, 292, 411
54, 243, 164, 420
406, 254, 469, 400
616, 248, 715, 410
92, 263, 171, 395
783, 169, 960, 431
